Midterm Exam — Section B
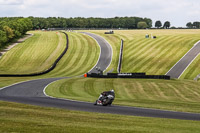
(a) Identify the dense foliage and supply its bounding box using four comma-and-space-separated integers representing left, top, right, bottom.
0, 17, 33, 49
0, 16, 152, 49
163, 21, 171, 29
186, 21, 200, 29
137, 21, 148, 29
155, 21, 162, 28
28, 16, 152, 29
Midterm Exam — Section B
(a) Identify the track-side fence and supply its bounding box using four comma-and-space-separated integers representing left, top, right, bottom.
86, 73, 170, 80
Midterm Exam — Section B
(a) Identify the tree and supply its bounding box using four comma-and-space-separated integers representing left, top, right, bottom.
0, 30, 7, 46
144, 18, 152, 28
137, 22, 148, 29
186, 22, 193, 28
155, 21, 162, 28
163, 21, 170, 29
193, 22, 200, 29
3, 26, 14, 40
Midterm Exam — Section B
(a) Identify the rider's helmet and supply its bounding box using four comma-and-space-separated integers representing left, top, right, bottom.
111, 89, 114, 92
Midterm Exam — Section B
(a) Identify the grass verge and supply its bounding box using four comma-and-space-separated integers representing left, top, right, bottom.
46, 77, 200, 113
1, 101, 200, 133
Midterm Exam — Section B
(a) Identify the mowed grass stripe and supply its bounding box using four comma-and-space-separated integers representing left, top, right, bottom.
104, 34, 121, 72
131, 36, 178, 73
38, 32, 66, 71
49, 33, 79, 76
180, 54, 200, 79
123, 35, 196, 74
45, 32, 100, 77
182, 85, 200, 101
66, 34, 96, 76
61, 33, 85, 75
150, 42, 186, 74
123, 36, 176, 72
87, 30, 200, 79
46, 77, 200, 113
141, 36, 187, 74
123, 36, 173, 69
0, 31, 62, 74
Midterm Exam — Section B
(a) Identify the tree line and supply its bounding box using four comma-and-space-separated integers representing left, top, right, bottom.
186, 22, 200, 29
155, 20, 171, 29
28, 16, 152, 29
0, 16, 152, 50
0, 17, 33, 49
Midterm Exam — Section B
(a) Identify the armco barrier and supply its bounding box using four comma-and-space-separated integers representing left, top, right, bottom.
87, 73, 170, 80
0, 32, 69, 77
117, 39, 123, 73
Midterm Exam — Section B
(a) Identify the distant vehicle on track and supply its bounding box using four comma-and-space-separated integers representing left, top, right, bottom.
104, 30, 114, 34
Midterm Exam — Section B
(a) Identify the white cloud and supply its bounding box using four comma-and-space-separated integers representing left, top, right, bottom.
0, 0, 200, 27
0, 0, 23, 5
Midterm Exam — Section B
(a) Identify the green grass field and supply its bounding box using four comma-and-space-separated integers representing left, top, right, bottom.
0, 31, 100, 87
1, 101, 200, 133
0, 31, 65, 74
44, 32, 100, 77
46, 77, 200, 113
89, 30, 200, 79
180, 53, 200, 80
1, 29, 200, 132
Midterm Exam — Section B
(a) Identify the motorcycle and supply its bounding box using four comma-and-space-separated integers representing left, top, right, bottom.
94, 94, 115, 106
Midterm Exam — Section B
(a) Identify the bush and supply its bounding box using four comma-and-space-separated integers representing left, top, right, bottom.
137, 21, 148, 29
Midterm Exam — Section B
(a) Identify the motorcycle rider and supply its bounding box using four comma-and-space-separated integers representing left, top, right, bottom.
99, 89, 115, 100
94, 89, 115, 105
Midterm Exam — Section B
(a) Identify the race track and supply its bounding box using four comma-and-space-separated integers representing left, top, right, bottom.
1, 32, 200, 121
166, 41, 200, 78
1, 78, 200, 121
81, 32, 112, 73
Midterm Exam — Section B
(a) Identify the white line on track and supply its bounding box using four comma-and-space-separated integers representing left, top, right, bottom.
80, 32, 113, 73
43, 32, 113, 101
178, 53, 200, 79
165, 40, 200, 77
43, 79, 91, 104
80, 32, 102, 73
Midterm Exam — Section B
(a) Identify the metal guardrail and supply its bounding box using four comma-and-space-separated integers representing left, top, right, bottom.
87, 73, 170, 80
117, 39, 124, 73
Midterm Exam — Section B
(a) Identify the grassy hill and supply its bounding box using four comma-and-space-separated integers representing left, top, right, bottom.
1, 30, 200, 132
1, 101, 200, 133
0, 31, 100, 88
0, 31, 65, 74
89, 29, 200, 79
46, 77, 200, 113
44, 32, 100, 77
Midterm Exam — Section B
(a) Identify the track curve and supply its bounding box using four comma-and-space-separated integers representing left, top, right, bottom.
1, 32, 200, 121
81, 32, 112, 73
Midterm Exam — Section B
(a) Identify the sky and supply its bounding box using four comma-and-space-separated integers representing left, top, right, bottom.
0, 0, 200, 27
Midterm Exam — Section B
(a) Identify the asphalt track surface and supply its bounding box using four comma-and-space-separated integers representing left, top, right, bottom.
166, 41, 200, 78
81, 32, 112, 73
1, 33, 200, 121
